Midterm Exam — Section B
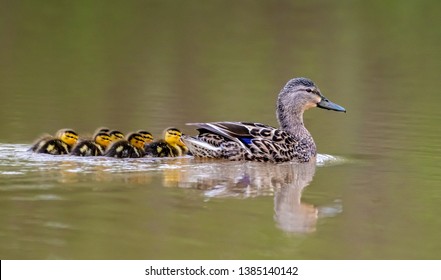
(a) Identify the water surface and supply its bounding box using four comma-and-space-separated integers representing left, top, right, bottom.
1, 0, 441, 259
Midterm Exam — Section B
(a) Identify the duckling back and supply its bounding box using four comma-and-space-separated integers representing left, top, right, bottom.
34, 138, 71, 155
71, 140, 104, 156
31, 129, 79, 155
145, 140, 177, 157
104, 132, 145, 158
30, 134, 52, 152
105, 140, 144, 158
71, 132, 111, 156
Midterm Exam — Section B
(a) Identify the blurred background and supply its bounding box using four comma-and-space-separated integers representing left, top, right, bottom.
1, 0, 441, 259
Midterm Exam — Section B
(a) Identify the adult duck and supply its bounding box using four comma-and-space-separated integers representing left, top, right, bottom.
181, 77, 346, 163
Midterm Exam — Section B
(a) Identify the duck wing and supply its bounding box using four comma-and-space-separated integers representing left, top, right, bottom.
188, 121, 277, 148
185, 121, 313, 162
191, 121, 285, 143
187, 122, 294, 161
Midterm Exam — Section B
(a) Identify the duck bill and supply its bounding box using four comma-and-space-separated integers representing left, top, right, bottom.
317, 96, 346, 112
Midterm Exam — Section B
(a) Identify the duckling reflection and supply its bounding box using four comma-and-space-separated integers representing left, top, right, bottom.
174, 159, 319, 234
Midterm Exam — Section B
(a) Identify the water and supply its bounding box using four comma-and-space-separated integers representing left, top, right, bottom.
1, 0, 441, 259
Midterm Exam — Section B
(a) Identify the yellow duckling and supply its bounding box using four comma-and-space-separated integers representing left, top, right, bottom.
145, 128, 187, 157
137, 130, 154, 144
109, 130, 125, 141
71, 132, 112, 156
31, 129, 79, 155
104, 132, 146, 158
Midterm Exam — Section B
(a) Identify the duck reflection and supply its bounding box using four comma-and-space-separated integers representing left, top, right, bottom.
21, 147, 337, 234
166, 158, 319, 234
272, 161, 317, 233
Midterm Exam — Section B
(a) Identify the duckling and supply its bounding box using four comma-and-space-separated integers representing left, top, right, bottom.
31, 129, 79, 155
109, 130, 125, 141
145, 128, 187, 157
104, 132, 146, 158
137, 130, 154, 144
71, 132, 112, 156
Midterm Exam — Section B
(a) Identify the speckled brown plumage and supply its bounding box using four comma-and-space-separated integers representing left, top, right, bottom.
182, 77, 346, 163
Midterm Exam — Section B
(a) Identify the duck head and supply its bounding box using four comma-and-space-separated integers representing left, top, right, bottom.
276, 78, 345, 132
278, 77, 346, 113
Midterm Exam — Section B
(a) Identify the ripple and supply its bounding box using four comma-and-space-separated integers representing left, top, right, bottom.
10, 194, 64, 201
44, 221, 72, 229
318, 199, 343, 218
316, 154, 347, 167
0, 144, 349, 182
0, 171, 24, 175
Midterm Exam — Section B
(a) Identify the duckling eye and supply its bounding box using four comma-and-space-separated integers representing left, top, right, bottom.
305, 88, 312, 93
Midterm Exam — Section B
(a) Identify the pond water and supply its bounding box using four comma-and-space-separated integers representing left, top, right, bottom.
1, 1, 441, 259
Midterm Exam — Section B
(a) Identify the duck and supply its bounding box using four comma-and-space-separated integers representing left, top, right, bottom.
70, 131, 112, 156
181, 77, 346, 163
30, 128, 79, 155
109, 130, 125, 141
104, 132, 146, 158
145, 128, 187, 157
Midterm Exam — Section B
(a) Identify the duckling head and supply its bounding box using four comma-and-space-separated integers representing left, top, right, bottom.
56, 129, 79, 146
137, 130, 154, 144
94, 127, 110, 135
277, 78, 346, 131
109, 130, 125, 141
127, 133, 146, 150
94, 132, 112, 149
164, 128, 183, 147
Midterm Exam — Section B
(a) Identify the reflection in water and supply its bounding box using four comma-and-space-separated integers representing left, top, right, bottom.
169, 159, 321, 234
273, 162, 317, 233
1, 144, 342, 235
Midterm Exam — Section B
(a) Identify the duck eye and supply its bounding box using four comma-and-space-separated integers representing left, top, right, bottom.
306, 88, 312, 92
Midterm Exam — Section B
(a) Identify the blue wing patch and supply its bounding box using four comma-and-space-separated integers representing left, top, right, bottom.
239, 137, 253, 145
